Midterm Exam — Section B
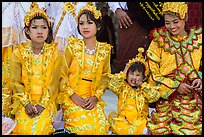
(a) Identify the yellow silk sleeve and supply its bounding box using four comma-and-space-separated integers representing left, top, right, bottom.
141, 82, 160, 103
147, 41, 181, 99
57, 44, 74, 105
10, 51, 30, 114
108, 71, 126, 96
94, 48, 111, 99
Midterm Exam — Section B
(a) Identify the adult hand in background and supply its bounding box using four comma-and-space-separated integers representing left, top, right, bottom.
115, 8, 132, 29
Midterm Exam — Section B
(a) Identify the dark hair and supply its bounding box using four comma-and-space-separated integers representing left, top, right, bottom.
24, 16, 53, 44
77, 11, 101, 36
126, 62, 146, 78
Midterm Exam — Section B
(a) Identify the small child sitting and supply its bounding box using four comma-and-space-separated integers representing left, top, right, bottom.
108, 48, 160, 135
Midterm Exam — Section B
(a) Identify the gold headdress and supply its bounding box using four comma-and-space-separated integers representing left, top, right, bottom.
76, 2, 101, 23
127, 48, 149, 76
24, 2, 50, 26
162, 2, 188, 19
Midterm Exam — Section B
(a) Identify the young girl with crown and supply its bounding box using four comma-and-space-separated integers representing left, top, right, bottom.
107, 48, 160, 135
56, 3, 111, 135
146, 2, 202, 135
9, 2, 61, 135
2, 2, 48, 118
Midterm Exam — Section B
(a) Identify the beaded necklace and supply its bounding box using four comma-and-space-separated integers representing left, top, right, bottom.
31, 46, 44, 58
85, 46, 96, 55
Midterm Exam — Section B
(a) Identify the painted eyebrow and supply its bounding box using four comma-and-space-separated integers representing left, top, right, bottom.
31, 24, 47, 26
165, 19, 179, 22
79, 19, 93, 22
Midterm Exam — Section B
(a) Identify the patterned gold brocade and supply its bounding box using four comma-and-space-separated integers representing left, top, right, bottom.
57, 36, 111, 134
147, 27, 202, 99
9, 42, 61, 134
2, 45, 16, 117
146, 26, 202, 135
108, 72, 160, 135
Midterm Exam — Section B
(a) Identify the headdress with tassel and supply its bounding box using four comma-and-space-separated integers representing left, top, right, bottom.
24, 2, 50, 26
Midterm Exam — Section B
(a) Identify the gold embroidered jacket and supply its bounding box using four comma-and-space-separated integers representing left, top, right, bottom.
57, 36, 112, 105
147, 26, 202, 99
10, 42, 61, 115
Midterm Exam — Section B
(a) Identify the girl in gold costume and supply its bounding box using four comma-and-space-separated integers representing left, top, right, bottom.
9, 2, 61, 135
107, 48, 160, 135
2, 2, 48, 118
56, 3, 111, 135
146, 2, 202, 135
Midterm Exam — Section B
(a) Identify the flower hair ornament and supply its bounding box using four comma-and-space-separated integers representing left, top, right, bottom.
127, 48, 149, 76
24, 2, 50, 26
162, 2, 188, 20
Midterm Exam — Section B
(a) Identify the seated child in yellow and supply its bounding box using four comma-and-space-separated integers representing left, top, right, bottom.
56, 3, 111, 135
9, 3, 61, 135
108, 48, 160, 135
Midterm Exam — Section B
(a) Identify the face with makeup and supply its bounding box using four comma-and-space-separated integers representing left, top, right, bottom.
164, 12, 187, 36
26, 18, 49, 44
78, 13, 98, 39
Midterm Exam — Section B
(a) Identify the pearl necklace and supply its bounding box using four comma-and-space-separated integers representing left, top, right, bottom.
32, 46, 44, 58
85, 46, 96, 55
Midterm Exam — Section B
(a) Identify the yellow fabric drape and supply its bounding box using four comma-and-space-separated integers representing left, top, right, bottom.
2, 45, 16, 117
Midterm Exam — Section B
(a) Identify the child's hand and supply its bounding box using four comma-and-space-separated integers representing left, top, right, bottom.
25, 103, 37, 118
70, 93, 86, 108
83, 96, 98, 110
35, 105, 45, 116
136, 80, 143, 87
123, 65, 129, 74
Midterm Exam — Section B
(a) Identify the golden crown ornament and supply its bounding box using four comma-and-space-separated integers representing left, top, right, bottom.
127, 48, 149, 76
76, 2, 101, 23
24, 2, 50, 26
62, 2, 75, 14
162, 2, 188, 19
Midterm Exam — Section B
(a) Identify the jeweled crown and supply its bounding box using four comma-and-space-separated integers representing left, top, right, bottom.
24, 2, 50, 26
162, 2, 188, 19
127, 48, 149, 76
76, 2, 101, 23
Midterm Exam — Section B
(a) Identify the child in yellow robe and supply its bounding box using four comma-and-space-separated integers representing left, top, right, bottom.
9, 2, 61, 135
108, 48, 160, 135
